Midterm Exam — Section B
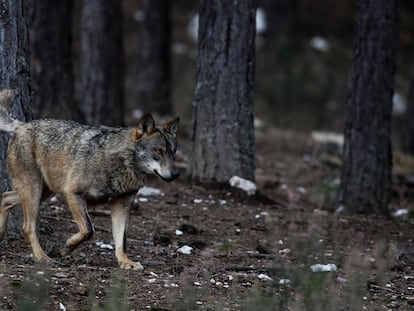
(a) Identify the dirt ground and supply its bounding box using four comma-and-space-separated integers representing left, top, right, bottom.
0, 126, 413, 311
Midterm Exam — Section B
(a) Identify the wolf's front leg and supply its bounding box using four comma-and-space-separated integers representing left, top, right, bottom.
63, 193, 95, 250
0, 191, 20, 241
111, 199, 143, 270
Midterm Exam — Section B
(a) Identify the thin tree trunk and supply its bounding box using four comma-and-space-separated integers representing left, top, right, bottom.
340, 0, 398, 215
78, 0, 124, 126
29, 0, 74, 119
137, 0, 171, 115
191, 0, 256, 183
0, 0, 32, 232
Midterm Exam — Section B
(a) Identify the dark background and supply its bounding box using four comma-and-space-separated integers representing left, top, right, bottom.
108, 0, 414, 137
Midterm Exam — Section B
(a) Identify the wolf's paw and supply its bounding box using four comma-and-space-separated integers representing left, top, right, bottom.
120, 259, 144, 270
0, 225, 7, 242
34, 253, 53, 263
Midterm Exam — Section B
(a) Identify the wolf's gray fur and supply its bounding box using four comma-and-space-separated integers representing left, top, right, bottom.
0, 89, 180, 269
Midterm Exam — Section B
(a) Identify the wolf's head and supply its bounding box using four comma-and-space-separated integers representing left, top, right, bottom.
132, 114, 180, 182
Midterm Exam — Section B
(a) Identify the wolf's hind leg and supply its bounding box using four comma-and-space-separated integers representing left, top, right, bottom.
64, 193, 94, 251
20, 185, 51, 262
0, 191, 20, 241
111, 199, 143, 270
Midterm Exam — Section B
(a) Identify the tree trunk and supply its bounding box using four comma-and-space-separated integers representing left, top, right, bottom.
340, 0, 398, 215
0, 0, 32, 232
29, 0, 74, 120
78, 0, 124, 126
137, 0, 171, 115
191, 0, 256, 183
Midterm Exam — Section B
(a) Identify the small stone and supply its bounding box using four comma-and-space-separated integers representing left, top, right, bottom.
177, 245, 193, 255
258, 273, 272, 281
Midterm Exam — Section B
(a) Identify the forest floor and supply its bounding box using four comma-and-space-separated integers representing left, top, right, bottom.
0, 125, 413, 311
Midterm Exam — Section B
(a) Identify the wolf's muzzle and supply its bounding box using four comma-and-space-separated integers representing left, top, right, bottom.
154, 168, 180, 182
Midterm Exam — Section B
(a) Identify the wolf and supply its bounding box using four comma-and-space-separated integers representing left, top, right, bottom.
0, 89, 180, 270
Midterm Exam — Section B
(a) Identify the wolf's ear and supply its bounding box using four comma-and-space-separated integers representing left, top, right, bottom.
133, 114, 156, 140
164, 117, 180, 137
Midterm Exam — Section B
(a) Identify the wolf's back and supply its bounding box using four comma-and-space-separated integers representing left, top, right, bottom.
0, 89, 24, 133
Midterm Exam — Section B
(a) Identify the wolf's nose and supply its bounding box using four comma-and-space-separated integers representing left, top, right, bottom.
171, 167, 180, 179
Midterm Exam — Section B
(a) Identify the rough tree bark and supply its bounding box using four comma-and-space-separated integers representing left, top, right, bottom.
340, 0, 399, 215
191, 0, 256, 183
0, 0, 32, 231
29, 0, 74, 119
137, 0, 171, 115
78, 0, 124, 126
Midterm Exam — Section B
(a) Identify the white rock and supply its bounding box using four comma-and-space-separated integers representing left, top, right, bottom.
59, 303, 67, 311
50, 195, 60, 203
187, 14, 199, 42
310, 263, 337, 272
138, 197, 149, 203
193, 198, 203, 204
229, 176, 257, 195
149, 271, 158, 277
256, 8, 267, 34
279, 278, 290, 285
336, 205, 345, 213
175, 230, 183, 236
177, 245, 193, 255
392, 209, 408, 217
96, 241, 114, 250
137, 186, 162, 196
393, 92, 407, 115
296, 187, 307, 194
311, 131, 343, 147
279, 248, 291, 255
310, 36, 330, 52
258, 273, 273, 281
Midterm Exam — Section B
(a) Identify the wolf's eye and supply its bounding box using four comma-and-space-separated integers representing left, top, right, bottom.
152, 148, 164, 161
155, 148, 166, 155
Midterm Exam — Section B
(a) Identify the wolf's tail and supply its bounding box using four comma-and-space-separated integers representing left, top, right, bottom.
0, 89, 23, 133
